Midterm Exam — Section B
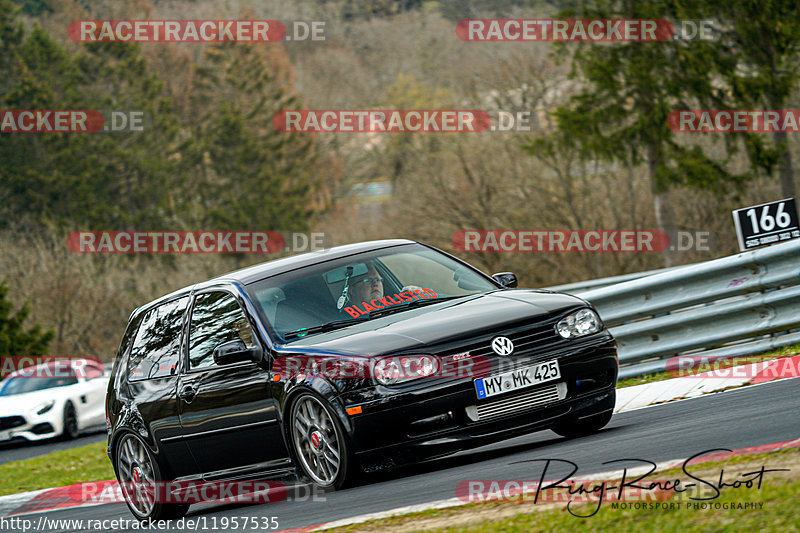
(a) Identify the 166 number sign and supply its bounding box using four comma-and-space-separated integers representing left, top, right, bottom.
732, 198, 799, 251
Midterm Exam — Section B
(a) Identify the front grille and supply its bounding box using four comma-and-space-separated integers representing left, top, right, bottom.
391, 314, 579, 391
466, 382, 566, 422
31, 423, 55, 435
462, 322, 564, 360
426, 321, 568, 385
0, 416, 26, 431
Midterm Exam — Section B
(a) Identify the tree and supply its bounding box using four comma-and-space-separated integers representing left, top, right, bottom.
0, 0, 181, 230
180, 42, 324, 232
703, 0, 800, 198
0, 281, 53, 363
540, 0, 742, 267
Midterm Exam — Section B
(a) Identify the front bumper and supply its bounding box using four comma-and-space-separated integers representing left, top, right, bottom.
0, 413, 61, 442
337, 334, 618, 467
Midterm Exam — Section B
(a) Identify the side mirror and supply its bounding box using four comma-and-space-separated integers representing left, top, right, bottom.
213, 340, 264, 366
492, 272, 518, 288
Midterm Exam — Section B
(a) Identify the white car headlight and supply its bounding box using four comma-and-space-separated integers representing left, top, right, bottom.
373, 355, 438, 386
556, 308, 602, 339
35, 400, 56, 415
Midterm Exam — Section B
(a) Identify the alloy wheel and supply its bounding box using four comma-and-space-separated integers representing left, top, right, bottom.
116, 434, 157, 518
291, 395, 343, 486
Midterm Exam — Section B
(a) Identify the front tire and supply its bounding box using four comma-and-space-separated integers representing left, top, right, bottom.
552, 409, 613, 439
289, 392, 352, 490
61, 402, 79, 440
115, 433, 189, 521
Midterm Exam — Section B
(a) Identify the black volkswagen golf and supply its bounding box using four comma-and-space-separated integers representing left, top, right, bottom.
106, 239, 618, 520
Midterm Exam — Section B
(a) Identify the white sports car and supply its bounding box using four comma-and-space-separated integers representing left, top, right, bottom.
0, 358, 108, 442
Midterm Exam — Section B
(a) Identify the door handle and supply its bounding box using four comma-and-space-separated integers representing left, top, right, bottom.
179, 385, 197, 403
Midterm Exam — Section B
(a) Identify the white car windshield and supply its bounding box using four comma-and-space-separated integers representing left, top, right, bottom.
0, 375, 77, 396
246, 244, 498, 342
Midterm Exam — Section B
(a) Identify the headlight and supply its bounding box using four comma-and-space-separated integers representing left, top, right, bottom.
35, 400, 56, 415
373, 355, 438, 386
557, 308, 602, 339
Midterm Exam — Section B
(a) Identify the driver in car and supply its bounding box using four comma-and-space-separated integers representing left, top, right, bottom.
348, 263, 385, 305
340, 263, 427, 316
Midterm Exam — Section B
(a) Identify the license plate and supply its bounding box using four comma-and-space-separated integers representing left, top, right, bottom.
474, 360, 560, 399
0, 430, 10, 441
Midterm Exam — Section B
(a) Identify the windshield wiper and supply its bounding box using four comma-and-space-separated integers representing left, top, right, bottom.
283, 317, 370, 340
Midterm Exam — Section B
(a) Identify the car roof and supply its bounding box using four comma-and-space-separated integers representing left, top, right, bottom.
211, 239, 416, 285
130, 239, 418, 316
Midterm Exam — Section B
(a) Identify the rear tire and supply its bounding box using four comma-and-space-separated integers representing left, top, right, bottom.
115, 433, 190, 522
552, 409, 613, 439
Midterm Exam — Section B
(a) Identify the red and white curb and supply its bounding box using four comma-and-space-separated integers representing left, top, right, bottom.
1, 355, 798, 521
614, 354, 800, 413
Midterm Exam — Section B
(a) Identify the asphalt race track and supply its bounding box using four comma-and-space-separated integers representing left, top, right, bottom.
10, 379, 800, 532
0, 430, 105, 466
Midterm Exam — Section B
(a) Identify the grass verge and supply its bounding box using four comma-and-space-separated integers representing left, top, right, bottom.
616, 344, 800, 389
325, 448, 800, 533
0, 441, 113, 496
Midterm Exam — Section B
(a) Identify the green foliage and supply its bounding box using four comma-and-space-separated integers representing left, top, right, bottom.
181, 44, 318, 231
0, 1, 321, 235
0, 441, 113, 495
0, 5, 180, 229
10, 0, 49, 16
701, 0, 800, 195
530, 0, 743, 194
531, 0, 800, 199
0, 281, 53, 359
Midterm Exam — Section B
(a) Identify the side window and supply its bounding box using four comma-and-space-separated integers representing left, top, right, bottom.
115, 314, 143, 369
188, 291, 255, 371
127, 297, 189, 381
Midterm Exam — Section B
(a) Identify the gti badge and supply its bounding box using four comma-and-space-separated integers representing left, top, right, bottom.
491, 336, 514, 356
451, 351, 471, 361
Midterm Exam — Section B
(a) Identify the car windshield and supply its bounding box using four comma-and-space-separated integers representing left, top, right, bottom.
246, 243, 498, 342
0, 375, 78, 396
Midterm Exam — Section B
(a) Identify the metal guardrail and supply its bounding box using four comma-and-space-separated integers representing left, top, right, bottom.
546, 266, 676, 295
558, 239, 800, 379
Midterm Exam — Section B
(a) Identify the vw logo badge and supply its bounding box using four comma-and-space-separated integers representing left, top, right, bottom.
491, 336, 514, 356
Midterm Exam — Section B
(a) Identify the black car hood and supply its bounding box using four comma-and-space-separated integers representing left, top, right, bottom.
275, 290, 585, 357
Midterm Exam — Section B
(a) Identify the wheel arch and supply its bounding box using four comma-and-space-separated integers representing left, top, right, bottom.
280, 379, 351, 464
